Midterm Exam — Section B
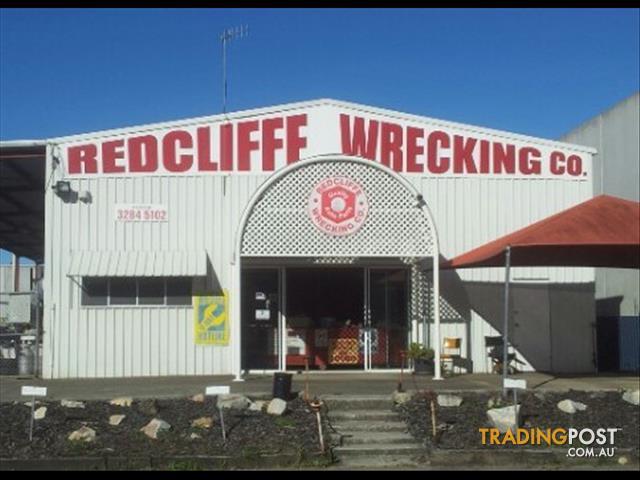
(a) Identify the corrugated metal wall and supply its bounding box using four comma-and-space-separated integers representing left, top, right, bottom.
561, 93, 639, 373
411, 176, 595, 373
561, 92, 639, 317
43, 174, 268, 378
41, 99, 598, 378
619, 317, 640, 372
43, 169, 594, 378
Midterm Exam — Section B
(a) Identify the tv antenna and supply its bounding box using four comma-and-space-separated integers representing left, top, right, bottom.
220, 25, 248, 115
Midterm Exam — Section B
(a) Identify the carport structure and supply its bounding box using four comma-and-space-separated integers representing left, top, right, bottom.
443, 194, 640, 390
0, 141, 46, 264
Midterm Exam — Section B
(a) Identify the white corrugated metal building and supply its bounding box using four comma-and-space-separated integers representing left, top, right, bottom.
7, 99, 600, 379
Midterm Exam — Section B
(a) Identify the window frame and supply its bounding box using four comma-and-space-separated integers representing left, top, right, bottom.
80, 277, 193, 309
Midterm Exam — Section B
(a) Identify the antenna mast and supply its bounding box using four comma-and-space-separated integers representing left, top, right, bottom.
220, 25, 248, 115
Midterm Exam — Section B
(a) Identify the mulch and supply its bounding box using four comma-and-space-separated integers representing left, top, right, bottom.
395, 390, 640, 451
0, 397, 323, 460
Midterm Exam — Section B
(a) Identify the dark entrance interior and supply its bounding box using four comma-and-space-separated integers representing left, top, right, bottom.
241, 266, 409, 371
286, 267, 408, 370
241, 269, 280, 370
286, 268, 364, 369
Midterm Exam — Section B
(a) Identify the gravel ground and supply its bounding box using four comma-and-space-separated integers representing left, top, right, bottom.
395, 390, 640, 451
0, 397, 323, 460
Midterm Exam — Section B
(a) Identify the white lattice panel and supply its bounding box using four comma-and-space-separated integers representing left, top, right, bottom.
241, 160, 436, 257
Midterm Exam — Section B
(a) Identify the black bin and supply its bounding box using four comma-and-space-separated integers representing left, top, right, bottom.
272, 372, 293, 400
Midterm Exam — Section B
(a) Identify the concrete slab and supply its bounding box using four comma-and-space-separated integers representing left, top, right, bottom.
1, 372, 638, 403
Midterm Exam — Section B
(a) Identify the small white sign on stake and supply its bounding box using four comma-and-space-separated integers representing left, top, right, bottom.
22, 386, 47, 442
503, 378, 527, 390
205, 386, 230, 396
21, 386, 47, 397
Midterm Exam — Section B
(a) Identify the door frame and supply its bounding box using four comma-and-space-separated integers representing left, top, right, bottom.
363, 266, 411, 371
242, 264, 412, 373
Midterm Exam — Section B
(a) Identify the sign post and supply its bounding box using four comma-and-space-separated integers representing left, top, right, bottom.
503, 378, 526, 428
205, 386, 230, 444
21, 386, 47, 441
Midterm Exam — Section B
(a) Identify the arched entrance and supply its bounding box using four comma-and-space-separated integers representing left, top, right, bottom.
231, 155, 442, 379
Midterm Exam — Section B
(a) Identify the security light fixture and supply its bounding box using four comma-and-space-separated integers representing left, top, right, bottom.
52, 180, 71, 195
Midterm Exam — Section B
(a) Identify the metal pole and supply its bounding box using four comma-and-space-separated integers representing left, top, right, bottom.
433, 255, 442, 380
502, 246, 511, 396
222, 33, 227, 114
34, 281, 41, 378
29, 395, 35, 441
12, 254, 20, 292
218, 405, 226, 444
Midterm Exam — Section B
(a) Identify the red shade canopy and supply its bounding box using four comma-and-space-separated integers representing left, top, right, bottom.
443, 195, 640, 269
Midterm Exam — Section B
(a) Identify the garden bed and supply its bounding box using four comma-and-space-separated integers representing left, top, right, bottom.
395, 389, 639, 453
0, 396, 331, 468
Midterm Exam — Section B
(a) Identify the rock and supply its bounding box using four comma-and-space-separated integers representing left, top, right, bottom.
622, 390, 639, 406
23, 401, 41, 408
589, 391, 606, 400
487, 397, 505, 409
392, 390, 412, 405
109, 414, 126, 426
189, 433, 201, 440
191, 417, 214, 429
618, 455, 628, 465
61, 399, 85, 409
68, 426, 96, 442
140, 418, 171, 439
557, 399, 587, 414
137, 399, 158, 416
533, 392, 546, 402
249, 400, 266, 412
110, 397, 133, 407
33, 406, 47, 420
191, 394, 205, 403
487, 405, 520, 433
267, 398, 287, 416
217, 394, 250, 410
437, 422, 454, 432
437, 394, 463, 407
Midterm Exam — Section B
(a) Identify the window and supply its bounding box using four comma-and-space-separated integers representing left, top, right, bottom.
166, 277, 192, 306
110, 278, 137, 305
81, 277, 193, 307
138, 278, 165, 306
81, 278, 108, 306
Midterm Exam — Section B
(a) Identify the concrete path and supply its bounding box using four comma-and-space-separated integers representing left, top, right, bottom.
1, 372, 638, 403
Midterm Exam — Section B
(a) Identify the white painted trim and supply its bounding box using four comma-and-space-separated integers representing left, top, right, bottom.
433, 255, 442, 381
39, 98, 596, 154
231, 154, 442, 381
0, 140, 47, 148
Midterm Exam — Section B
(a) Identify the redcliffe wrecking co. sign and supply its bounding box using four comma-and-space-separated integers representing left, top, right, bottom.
63, 112, 589, 178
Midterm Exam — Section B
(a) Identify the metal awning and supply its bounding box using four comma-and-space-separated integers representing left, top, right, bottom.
67, 250, 209, 277
0, 141, 47, 263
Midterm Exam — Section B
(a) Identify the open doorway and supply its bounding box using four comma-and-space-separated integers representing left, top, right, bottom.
241, 266, 410, 372
286, 268, 364, 370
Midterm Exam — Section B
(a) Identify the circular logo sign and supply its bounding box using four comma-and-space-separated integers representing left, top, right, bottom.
308, 176, 369, 236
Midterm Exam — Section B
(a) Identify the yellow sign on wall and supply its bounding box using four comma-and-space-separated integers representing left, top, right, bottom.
194, 290, 229, 346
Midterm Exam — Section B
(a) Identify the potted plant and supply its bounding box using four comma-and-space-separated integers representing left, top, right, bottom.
406, 342, 435, 375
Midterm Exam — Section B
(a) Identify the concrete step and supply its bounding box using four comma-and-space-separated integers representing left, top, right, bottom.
340, 431, 418, 445
334, 443, 426, 457
330, 420, 408, 432
332, 453, 429, 469
328, 409, 397, 421
322, 395, 393, 410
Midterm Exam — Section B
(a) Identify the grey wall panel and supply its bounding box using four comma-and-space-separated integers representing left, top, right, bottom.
562, 93, 639, 319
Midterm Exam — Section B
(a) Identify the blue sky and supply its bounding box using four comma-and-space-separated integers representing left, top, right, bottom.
1, 8, 639, 263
